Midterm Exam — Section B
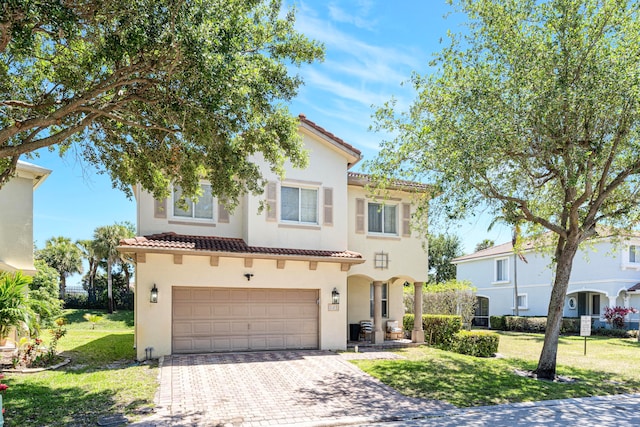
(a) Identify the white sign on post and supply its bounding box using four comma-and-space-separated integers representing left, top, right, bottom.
580, 315, 592, 337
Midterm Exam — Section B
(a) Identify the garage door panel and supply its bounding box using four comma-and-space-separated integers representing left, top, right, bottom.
173, 287, 319, 353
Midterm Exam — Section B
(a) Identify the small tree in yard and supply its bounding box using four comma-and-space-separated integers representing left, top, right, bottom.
368, 0, 640, 379
603, 306, 638, 329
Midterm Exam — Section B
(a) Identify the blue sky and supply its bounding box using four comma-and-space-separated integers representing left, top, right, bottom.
28, 0, 511, 260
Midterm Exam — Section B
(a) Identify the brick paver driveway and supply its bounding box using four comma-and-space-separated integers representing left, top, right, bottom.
141, 350, 453, 427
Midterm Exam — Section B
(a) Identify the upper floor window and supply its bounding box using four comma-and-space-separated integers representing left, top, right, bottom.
495, 257, 509, 283
281, 186, 318, 224
368, 203, 397, 235
173, 183, 214, 220
630, 245, 638, 263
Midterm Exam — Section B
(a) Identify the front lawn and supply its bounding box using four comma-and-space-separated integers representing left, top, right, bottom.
2, 309, 157, 426
352, 331, 640, 407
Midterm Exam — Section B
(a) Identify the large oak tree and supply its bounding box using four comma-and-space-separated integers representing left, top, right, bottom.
367, 0, 640, 379
0, 0, 323, 204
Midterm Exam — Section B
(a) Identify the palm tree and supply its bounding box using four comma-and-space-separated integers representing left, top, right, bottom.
77, 239, 99, 304
0, 271, 37, 343
36, 236, 83, 299
93, 223, 135, 313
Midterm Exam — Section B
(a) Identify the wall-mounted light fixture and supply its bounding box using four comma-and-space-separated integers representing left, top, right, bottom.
244, 273, 254, 281
150, 284, 158, 303
332, 288, 340, 304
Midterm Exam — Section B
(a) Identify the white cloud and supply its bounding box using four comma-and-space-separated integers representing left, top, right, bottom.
327, 2, 378, 31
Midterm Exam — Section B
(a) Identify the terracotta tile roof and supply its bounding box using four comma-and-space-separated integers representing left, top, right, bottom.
298, 114, 362, 159
120, 232, 363, 259
347, 172, 431, 193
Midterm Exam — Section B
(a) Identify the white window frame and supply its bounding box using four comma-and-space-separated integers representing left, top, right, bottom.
493, 257, 510, 284
280, 185, 319, 225
367, 202, 399, 236
622, 244, 640, 270
171, 182, 216, 222
514, 294, 528, 310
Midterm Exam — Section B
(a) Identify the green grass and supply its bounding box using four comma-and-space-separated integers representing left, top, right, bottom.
2, 309, 157, 427
352, 331, 640, 407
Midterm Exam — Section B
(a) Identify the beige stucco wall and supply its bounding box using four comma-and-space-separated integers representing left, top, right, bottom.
244, 131, 350, 251
347, 186, 428, 282
134, 252, 348, 360
0, 162, 49, 274
136, 185, 245, 239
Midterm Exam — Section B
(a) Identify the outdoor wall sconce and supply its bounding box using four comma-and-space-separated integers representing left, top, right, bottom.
332, 288, 340, 304
150, 284, 158, 303
244, 273, 254, 281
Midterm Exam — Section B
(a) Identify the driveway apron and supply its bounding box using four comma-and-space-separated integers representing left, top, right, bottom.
147, 350, 452, 426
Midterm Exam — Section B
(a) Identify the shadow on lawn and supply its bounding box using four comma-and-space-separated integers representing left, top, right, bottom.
63, 309, 134, 327
5, 382, 120, 426
359, 351, 640, 407
60, 333, 155, 373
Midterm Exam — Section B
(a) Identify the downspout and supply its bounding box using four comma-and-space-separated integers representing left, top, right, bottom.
514, 252, 519, 316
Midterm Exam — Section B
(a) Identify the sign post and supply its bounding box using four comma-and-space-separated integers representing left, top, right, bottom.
580, 315, 592, 355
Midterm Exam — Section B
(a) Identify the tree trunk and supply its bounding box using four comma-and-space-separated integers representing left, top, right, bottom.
107, 260, 114, 314
59, 274, 66, 299
534, 238, 579, 379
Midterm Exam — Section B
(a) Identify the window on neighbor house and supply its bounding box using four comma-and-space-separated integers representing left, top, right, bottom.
281, 186, 318, 224
368, 203, 397, 235
630, 245, 638, 263
173, 183, 214, 220
592, 294, 601, 315
370, 283, 388, 318
495, 258, 509, 282
517, 294, 528, 310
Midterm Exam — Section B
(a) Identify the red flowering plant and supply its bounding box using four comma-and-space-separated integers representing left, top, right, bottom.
603, 306, 638, 329
0, 373, 8, 415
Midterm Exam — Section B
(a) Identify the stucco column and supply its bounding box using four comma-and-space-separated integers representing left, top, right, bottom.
412, 281, 425, 343
372, 281, 385, 344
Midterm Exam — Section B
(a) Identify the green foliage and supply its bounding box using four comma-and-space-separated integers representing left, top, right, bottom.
428, 234, 463, 283
592, 327, 637, 338
403, 314, 462, 345
29, 260, 63, 328
82, 313, 103, 329
0, 0, 324, 205
367, 0, 640, 378
35, 236, 83, 297
449, 330, 500, 357
490, 316, 506, 331
424, 280, 476, 330
474, 239, 495, 252
0, 271, 36, 339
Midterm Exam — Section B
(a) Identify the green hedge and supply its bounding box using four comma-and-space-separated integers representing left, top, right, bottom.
488, 316, 581, 334
449, 330, 500, 357
592, 327, 637, 338
403, 314, 462, 345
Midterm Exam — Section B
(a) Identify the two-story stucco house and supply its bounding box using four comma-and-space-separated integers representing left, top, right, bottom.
453, 234, 640, 328
119, 115, 430, 360
0, 160, 51, 275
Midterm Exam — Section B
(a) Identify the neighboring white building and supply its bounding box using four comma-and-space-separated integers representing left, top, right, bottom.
119, 115, 430, 360
0, 161, 51, 275
453, 235, 640, 328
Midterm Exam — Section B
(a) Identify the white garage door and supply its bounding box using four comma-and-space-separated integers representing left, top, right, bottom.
172, 287, 319, 353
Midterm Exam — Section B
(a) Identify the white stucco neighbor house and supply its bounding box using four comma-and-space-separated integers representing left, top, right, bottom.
119, 115, 430, 361
0, 160, 51, 276
453, 234, 640, 329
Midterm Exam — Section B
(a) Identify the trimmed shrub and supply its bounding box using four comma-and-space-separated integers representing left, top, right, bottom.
504, 316, 546, 332
403, 314, 415, 332
561, 317, 580, 334
423, 314, 462, 346
402, 314, 462, 345
592, 327, 637, 338
489, 315, 506, 331
450, 330, 500, 357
